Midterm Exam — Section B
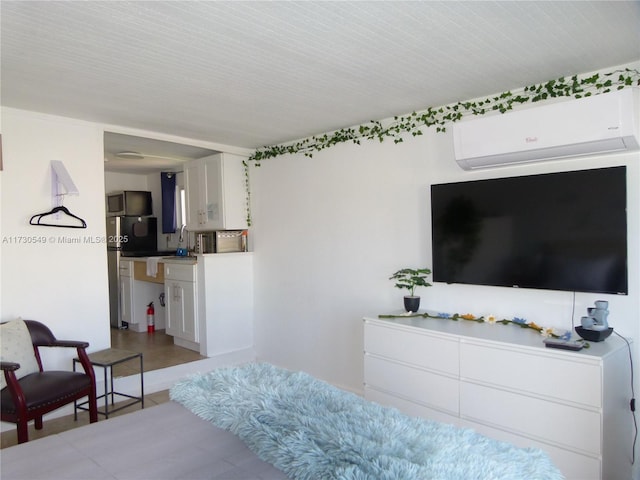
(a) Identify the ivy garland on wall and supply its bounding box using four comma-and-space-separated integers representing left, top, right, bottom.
243, 68, 640, 225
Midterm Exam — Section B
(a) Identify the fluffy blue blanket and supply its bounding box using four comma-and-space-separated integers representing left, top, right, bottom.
170, 363, 563, 480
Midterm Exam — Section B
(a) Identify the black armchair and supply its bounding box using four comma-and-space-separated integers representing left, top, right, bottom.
0, 319, 98, 443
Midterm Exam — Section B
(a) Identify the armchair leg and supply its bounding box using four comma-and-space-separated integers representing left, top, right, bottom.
16, 421, 28, 444
35, 416, 43, 430
88, 389, 98, 424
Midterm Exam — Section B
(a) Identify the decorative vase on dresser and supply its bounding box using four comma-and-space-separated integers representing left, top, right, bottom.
363, 315, 633, 480
403, 296, 420, 313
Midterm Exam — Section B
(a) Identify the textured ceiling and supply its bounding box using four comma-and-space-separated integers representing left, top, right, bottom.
2, 1, 639, 173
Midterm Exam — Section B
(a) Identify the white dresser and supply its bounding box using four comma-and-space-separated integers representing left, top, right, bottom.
363, 315, 633, 480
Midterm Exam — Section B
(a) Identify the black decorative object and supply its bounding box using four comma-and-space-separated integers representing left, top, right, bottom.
575, 300, 613, 342
404, 296, 420, 313
575, 326, 613, 342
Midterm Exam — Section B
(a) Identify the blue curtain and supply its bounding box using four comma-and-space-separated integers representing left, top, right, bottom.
161, 172, 176, 233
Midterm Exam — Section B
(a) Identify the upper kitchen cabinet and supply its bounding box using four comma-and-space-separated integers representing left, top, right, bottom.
184, 153, 248, 231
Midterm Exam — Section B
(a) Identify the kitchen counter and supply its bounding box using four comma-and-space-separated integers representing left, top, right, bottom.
126, 255, 197, 262
161, 256, 197, 265
124, 256, 196, 283
126, 256, 197, 263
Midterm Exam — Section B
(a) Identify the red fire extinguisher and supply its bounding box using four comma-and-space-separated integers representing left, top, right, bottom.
147, 302, 155, 333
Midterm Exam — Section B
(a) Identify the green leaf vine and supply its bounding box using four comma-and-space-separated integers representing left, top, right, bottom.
244, 68, 640, 225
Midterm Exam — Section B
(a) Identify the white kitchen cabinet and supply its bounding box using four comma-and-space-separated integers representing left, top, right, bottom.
197, 253, 253, 357
363, 316, 632, 480
164, 262, 198, 351
184, 153, 247, 231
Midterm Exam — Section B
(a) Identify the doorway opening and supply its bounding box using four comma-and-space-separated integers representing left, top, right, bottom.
104, 131, 216, 372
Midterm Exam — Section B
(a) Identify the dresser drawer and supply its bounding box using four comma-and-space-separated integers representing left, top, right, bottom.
460, 417, 601, 480
460, 341, 602, 407
364, 355, 459, 415
460, 382, 601, 455
365, 386, 459, 426
364, 322, 459, 376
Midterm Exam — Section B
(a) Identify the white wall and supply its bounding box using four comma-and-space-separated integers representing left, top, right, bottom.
0, 108, 111, 367
104, 171, 149, 193
250, 100, 640, 402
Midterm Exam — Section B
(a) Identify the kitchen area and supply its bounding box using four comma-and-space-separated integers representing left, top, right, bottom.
104, 133, 254, 359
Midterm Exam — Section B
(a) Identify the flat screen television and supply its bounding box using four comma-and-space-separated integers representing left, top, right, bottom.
430, 166, 627, 295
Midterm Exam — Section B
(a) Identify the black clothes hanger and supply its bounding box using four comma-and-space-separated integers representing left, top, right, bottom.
29, 205, 87, 229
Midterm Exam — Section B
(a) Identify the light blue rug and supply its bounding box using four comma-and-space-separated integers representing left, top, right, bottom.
170, 363, 563, 480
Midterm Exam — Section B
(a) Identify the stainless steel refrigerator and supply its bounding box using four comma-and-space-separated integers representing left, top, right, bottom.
107, 216, 158, 328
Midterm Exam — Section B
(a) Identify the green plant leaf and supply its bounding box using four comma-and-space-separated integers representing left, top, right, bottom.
241, 69, 640, 225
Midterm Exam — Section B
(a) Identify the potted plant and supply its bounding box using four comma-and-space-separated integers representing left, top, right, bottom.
389, 267, 432, 312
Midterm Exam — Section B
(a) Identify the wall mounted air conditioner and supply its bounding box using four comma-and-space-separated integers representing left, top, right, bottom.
453, 87, 639, 170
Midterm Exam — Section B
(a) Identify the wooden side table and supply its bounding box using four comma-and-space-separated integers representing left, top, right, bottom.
74, 348, 144, 419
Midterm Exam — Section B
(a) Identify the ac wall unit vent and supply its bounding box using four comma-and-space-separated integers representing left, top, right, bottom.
453, 87, 639, 170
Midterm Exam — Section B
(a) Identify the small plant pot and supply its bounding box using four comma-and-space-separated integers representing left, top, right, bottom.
404, 296, 420, 313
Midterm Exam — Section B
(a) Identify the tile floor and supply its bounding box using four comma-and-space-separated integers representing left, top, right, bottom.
1, 328, 205, 449
109, 327, 206, 376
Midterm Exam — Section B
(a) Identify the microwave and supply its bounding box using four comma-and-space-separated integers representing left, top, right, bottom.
196, 230, 247, 254
106, 191, 152, 217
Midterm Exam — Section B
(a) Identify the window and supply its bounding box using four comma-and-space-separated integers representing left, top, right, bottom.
176, 186, 186, 229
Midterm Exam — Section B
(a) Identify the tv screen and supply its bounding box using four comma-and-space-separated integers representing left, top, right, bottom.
431, 166, 627, 295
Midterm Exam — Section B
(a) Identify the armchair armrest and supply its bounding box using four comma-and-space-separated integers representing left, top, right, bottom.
49, 340, 90, 349
0, 361, 20, 371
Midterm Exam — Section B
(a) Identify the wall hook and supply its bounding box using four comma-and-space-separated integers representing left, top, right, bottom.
51, 160, 79, 208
